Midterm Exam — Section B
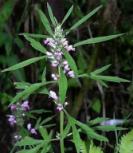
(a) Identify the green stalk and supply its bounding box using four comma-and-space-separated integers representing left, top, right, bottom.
60, 110, 65, 153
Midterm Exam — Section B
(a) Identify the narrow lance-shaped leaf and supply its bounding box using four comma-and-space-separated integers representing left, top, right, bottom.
2, 56, 45, 72
71, 124, 82, 153
16, 145, 42, 153
90, 75, 130, 83
37, 9, 53, 35
61, 5, 73, 26
59, 68, 68, 103
66, 113, 108, 142
94, 125, 125, 132
67, 5, 102, 34
62, 123, 71, 139
47, 3, 56, 26
20, 33, 49, 39
68, 116, 82, 153
76, 120, 108, 142
74, 34, 123, 47
63, 49, 78, 75
11, 83, 44, 104
16, 136, 43, 146
92, 64, 111, 75
41, 67, 47, 82
24, 35, 47, 54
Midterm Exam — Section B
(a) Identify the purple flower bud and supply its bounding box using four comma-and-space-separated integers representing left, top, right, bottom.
68, 71, 75, 78
21, 100, 30, 111
27, 123, 32, 130
43, 39, 49, 45
8, 115, 16, 126
10, 104, 17, 111
54, 52, 62, 60
64, 65, 70, 71
51, 60, 58, 67
49, 90, 58, 100
27, 123, 37, 135
63, 60, 68, 65
46, 51, 53, 56
56, 104, 63, 111
61, 38, 68, 47
51, 74, 58, 80
65, 45, 75, 51
30, 128, 37, 135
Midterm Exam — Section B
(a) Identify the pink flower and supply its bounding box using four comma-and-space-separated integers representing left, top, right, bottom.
51, 60, 59, 67
30, 128, 37, 135
68, 71, 75, 78
27, 123, 37, 135
56, 104, 63, 111
65, 45, 75, 51
8, 115, 16, 126
49, 91, 58, 100
21, 100, 30, 111
51, 74, 58, 80
10, 104, 17, 111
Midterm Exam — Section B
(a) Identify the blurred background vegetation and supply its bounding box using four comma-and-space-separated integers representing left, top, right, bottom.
0, 0, 133, 152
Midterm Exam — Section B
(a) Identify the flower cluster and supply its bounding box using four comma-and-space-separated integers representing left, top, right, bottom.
44, 25, 75, 79
7, 100, 37, 136
49, 90, 68, 111
7, 100, 30, 126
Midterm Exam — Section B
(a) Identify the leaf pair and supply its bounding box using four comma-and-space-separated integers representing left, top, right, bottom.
90, 65, 129, 86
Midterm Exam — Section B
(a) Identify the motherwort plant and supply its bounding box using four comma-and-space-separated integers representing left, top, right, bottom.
2, 3, 130, 153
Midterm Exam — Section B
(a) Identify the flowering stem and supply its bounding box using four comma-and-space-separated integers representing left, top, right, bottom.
60, 110, 65, 153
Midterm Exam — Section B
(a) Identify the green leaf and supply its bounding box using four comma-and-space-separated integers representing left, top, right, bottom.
41, 67, 47, 82
90, 74, 130, 83
61, 6, 73, 26
47, 3, 56, 26
71, 124, 82, 153
16, 136, 43, 146
37, 9, 53, 35
88, 117, 109, 126
91, 99, 101, 113
91, 65, 111, 75
119, 129, 133, 153
68, 116, 82, 153
89, 143, 104, 153
67, 114, 108, 142
20, 33, 49, 39
11, 83, 44, 103
16, 145, 42, 153
74, 34, 123, 47
39, 115, 55, 126
30, 109, 50, 114
62, 123, 71, 139
80, 140, 88, 153
59, 68, 68, 103
38, 126, 53, 153
0, 0, 16, 30
94, 125, 125, 132
14, 82, 31, 89
24, 35, 47, 54
67, 5, 102, 33
63, 49, 78, 75
2, 56, 45, 72
76, 120, 108, 142
39, 126, 50, 140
